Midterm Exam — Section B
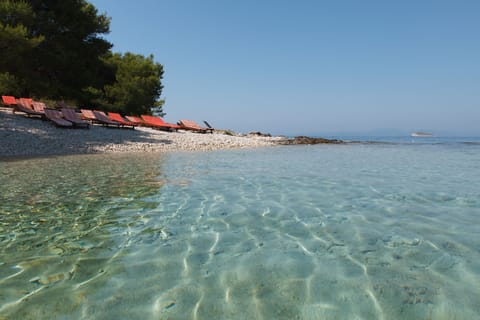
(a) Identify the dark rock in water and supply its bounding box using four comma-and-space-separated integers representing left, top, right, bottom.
279, 136, 343, 145
248, 131, 272, 137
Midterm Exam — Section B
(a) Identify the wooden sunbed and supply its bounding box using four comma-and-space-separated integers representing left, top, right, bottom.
80, 109, 97, 122
1, 95, 17, 108
44, 108, 73, 128
61, 108, 90, 128
19, 97, 33, 104
2, 96, 41, 117
10, 98, 45, 118
93, 110, 122, 127
141, 115, 180, 131
179, 119, 213, 133
32, 101, 46, 113
108, 112, 137, 129
152, 116, 181, 131
80, 109, 119, 127
125, 116, 146, 126
203, 120, 215, 131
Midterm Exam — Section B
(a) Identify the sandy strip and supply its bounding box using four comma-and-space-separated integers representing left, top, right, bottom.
0, 108, 282, 158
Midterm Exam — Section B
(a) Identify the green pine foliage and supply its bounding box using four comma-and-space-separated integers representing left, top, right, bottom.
102, 53, 164, 116
0, 0, 44, 95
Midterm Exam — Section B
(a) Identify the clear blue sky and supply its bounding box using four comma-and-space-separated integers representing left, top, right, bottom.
89, 0, 479, 136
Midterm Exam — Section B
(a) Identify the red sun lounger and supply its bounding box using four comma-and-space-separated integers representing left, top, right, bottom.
179, 119, 213, 133
14, 98, 45, 118
125, 116, 146, 126
141, 115, 180, 131
1, 95, 17, 108
108, 112, 137, 129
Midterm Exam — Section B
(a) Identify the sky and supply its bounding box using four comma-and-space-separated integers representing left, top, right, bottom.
88, 0, 479, 136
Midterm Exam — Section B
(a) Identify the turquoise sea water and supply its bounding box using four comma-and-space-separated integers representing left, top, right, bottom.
1, 138, 479, 319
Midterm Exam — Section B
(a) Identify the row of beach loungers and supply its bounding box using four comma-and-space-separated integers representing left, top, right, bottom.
1, 95, 214, 133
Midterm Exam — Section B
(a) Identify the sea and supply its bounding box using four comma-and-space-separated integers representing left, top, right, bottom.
1, 136, 479, 319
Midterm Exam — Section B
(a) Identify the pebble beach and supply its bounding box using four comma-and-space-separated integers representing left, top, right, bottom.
0, 108, 283, 158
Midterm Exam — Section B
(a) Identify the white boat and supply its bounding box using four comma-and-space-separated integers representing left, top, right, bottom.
411, 132, 433, 137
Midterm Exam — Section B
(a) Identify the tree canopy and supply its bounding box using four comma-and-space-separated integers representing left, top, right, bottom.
0, 0, 165, 115
103, 53, 165, 116
0, 1, 44, 93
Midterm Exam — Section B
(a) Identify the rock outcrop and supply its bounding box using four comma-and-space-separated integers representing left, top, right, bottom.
278, 136, 343, 145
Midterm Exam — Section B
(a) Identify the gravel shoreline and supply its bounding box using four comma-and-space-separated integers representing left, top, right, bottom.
0, 108, 283, 158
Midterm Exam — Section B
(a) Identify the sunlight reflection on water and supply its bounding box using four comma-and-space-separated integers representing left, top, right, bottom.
1, 144, 480, 319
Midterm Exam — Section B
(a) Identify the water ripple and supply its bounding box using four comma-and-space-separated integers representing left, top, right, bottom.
1, 146, 480, 319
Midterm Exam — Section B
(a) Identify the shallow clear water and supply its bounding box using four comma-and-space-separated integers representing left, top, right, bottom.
1, 140, 479, 319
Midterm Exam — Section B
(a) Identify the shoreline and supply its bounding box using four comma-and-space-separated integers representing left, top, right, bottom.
0, 108, 343, 160
0, 108, 282, 159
